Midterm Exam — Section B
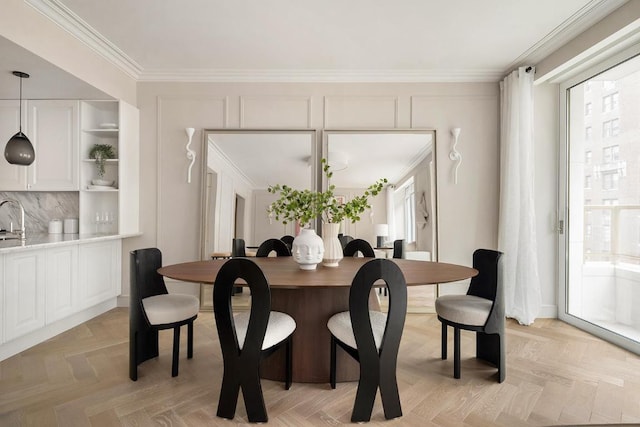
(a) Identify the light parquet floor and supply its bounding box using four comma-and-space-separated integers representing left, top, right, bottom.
1, 308, 640, 426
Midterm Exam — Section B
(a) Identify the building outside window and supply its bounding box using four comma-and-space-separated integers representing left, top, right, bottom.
585, 102, 593, 115
586, 126, 593, 140
586, 150, 592, 164
603, 145, 620, 163
602, 171, 619, 190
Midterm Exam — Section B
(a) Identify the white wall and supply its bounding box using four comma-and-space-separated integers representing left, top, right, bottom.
130, 82, 500, 297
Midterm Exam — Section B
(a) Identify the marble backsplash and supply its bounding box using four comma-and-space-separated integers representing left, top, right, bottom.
0, 192, 79, 233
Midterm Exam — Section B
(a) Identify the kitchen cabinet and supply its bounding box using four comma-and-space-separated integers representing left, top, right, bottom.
27, 100, 79, 191
79, 240, 120, 308
3, 250, 46, 341
0, 100, 79, 191
45, 245, 78, 323
0, 237, 123, 361
79, 100, 139, 235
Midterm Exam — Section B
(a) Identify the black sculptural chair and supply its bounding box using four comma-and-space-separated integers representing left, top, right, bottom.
213, 258, 296, 422
280, 235, 294, 251
392, 239, 405, 259
256, 238, 291, 257
327, 259, 407, 422
231, 238, 246, 257
129, 248, 199, 380
435, 249, 505, 382
343, 238, 375, 258
338, 234, 354, 249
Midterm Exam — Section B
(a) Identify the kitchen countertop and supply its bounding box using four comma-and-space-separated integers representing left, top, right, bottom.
0, 232, 142, 254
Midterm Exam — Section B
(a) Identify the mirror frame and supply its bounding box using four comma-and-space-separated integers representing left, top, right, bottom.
200, 129, 320, 261
322, 129, 438, 262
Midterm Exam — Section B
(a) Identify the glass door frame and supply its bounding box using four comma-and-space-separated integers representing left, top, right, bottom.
559, 42, 640, 355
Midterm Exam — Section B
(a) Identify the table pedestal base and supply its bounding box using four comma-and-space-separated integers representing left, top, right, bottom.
260, 287, 379, 383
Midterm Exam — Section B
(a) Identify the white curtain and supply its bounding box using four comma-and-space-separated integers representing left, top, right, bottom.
386, 185, 396, 241
498, 67, 541, 325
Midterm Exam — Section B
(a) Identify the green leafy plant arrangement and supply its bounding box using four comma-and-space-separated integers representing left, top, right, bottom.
88, 144, 116, 178
267, 158, 387, 227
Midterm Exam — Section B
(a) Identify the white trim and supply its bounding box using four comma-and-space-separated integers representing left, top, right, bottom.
25, 0, 143, 79
137, 68, 505, 83
506, 0, 628, 71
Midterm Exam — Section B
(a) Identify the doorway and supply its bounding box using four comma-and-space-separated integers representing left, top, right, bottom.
560, 50, 640, 354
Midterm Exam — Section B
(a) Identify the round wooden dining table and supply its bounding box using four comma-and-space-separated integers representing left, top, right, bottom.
159, 256, 477, 383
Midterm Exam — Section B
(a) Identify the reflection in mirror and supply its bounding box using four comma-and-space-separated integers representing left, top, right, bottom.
201, 130, 317, 262
323, 130, 437, 312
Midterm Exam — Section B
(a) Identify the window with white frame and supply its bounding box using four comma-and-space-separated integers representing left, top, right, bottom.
398, 177, 416, 243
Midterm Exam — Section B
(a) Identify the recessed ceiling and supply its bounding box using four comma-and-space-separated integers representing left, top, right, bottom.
25, 0, 628, 82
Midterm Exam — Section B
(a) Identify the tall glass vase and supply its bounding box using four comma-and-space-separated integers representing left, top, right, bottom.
322, 222, 343, 267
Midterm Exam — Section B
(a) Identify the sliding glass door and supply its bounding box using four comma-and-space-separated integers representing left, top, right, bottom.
560, 49, 640, 354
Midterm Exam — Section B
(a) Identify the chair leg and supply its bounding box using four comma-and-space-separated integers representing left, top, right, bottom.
330, 336, 337, 389
285, 336, 292, 390
187, 321, 194, 359
441, 322, 447, 360
129, 331, 138, 381
453, 327, 461, 379
172, 325, 180, 377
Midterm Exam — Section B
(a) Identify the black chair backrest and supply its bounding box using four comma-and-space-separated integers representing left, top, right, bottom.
231, 238, 246, 257
466, 249, 503, 332
213, 258, 272, 358
338, 234, 354, 249
349, 258, 407, 420
280, 235, 294, 250
130, 248, 168, 302
256, 238, 291, 257
392, 239, 405, 259
343, 238, 375, 257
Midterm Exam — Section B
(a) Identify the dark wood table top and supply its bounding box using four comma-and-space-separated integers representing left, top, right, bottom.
159, 257, 478, 289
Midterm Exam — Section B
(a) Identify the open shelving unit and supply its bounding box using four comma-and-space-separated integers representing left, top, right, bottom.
79, 101, 120, 235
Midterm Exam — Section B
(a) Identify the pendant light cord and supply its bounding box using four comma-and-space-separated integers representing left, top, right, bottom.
18, 76, 22, 132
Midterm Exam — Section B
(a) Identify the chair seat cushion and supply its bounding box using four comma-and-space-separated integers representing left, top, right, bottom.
142, 294, 200, 326
234, 311, 296, 350
327, 310, 387, 350
435, 294, 492, 326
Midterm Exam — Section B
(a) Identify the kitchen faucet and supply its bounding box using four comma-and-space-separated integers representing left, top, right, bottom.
0, 199, 26, 240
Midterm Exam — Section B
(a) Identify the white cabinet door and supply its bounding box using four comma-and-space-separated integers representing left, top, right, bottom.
45, 245, 78, 323
27, 100, 79, 191
0, 100, 28, 190
79, 240, 121, 308
4, 250, 45, 341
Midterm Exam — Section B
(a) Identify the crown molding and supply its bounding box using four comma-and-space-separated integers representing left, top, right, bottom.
506, 0, 628, 71
25, 0, 143, 79
137, 68, 505, 83
25, 0, 629, 84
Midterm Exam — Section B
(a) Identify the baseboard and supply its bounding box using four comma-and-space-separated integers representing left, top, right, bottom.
0, 299, 117, 362
538, 304, 558, 318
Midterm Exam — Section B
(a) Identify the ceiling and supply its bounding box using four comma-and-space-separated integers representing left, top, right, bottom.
0, 0, 628, 97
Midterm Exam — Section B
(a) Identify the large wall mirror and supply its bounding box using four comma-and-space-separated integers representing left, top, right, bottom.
323, 129, 437, 312
201, 129, 318, 261
200, 128, 437, 312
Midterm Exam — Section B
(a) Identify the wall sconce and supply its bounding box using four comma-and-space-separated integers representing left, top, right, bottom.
185, 127, 195, 183
449, 127, 462, 184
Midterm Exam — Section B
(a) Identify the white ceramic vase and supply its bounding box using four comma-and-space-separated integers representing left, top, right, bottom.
322, 223, 343, 267
292, 228, 324, 270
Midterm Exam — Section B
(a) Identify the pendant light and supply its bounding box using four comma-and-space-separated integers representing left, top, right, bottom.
5, 71, 35, 166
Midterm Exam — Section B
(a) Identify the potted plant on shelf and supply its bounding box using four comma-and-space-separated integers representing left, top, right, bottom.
268, 159, 387, 269
89, 144, 115, 186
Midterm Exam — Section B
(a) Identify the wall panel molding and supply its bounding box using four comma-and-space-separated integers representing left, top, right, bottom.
239, 96, 312, 128
323, 96, 399, 128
